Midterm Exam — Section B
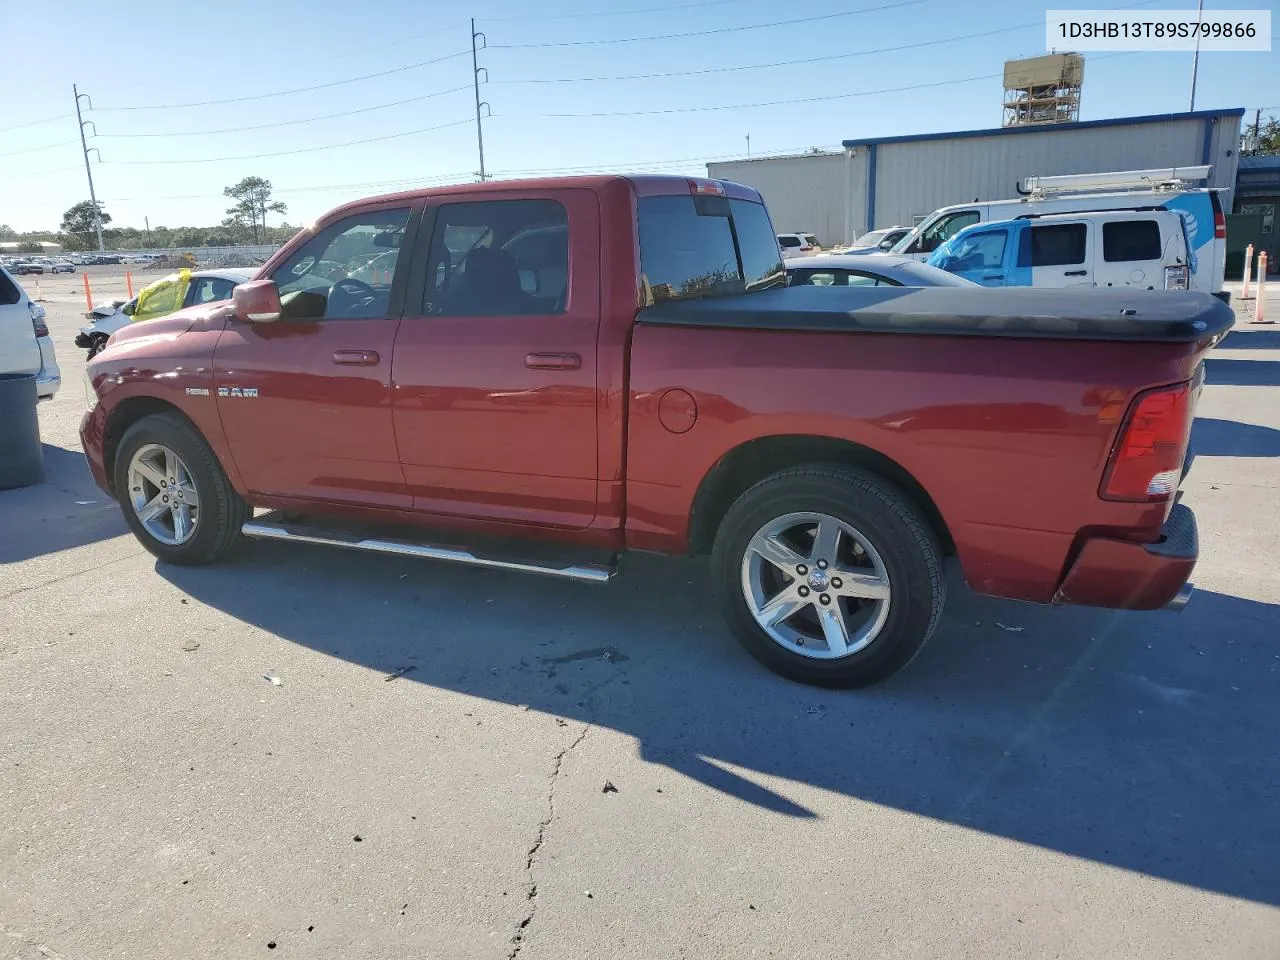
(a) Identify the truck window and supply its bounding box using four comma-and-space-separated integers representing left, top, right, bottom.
1021, 223, 1086, 267
913, 210, 979, 253
422, 199, 568, 316
273, 207, 411, 320
1103, 220, 1162, 262
943, 230, 1006, 271
640, 195, 784, 302
778, 235, 802, 248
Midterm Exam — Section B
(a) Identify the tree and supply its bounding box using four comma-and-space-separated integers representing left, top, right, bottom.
60, 201, 111, 249
0, 224, 15, 241
16, 240, 45, 254
1242, 114, 1280, 155
223, 176, 287, 245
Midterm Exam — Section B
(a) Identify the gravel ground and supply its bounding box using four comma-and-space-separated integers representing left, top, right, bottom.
1, 280, 1277, 959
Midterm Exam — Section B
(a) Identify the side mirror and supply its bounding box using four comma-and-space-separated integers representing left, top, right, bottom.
121, 300, 136, 316
878, 238, 895, 251
231, 279, 282, 323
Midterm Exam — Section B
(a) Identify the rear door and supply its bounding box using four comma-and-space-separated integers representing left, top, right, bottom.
1095, 216, 1171, 290
1023, 220, 1092, 288
391, 190, 601, 529
0, 269, 40, 377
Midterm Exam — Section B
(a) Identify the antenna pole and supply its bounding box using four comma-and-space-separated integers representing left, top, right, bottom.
1188, 0, 1205, 111
73, 83, 104, 253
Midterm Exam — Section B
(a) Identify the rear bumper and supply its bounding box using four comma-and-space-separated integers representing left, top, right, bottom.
1052, 502, 1198, 610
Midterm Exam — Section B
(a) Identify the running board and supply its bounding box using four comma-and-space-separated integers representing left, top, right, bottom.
241, 512, 616, 584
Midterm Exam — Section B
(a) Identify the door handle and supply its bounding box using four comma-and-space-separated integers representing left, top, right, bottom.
983, 274, 1005, 280
525, 352, 581, 370
1064, 270, 1089, 277
333, 349, 380, 365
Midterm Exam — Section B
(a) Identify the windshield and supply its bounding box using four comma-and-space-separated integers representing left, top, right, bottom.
855, 230, 888, 247
638, 194, 785, 303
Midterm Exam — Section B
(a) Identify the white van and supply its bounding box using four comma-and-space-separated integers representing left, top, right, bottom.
887, 167, 1228, 299
925, 210, 1192, 292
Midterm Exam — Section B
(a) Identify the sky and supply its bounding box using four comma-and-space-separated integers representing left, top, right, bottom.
1, 0, 1276, 233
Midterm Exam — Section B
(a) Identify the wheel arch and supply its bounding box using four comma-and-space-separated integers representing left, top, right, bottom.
687, 434, 954, 557
103, 398, 203, 497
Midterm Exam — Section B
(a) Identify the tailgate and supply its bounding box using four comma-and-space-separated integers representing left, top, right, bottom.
0, 274, 41, 376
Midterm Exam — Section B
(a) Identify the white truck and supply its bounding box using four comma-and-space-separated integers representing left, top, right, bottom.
887, 167, 1229, 300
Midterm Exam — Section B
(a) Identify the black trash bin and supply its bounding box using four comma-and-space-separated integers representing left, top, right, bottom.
0, 373, 44, 489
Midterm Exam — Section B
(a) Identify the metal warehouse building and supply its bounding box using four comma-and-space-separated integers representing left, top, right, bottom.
707, 108, 1244, 247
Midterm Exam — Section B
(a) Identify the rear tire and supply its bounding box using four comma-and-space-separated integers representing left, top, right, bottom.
114, 413, 249, 565
710, 464, 945, 688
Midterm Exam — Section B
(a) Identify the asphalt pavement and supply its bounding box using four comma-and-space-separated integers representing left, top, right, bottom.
2, 278, 1277, 959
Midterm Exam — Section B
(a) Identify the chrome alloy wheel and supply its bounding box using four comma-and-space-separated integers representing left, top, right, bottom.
740, 511, 891, 660
127, 443, 200, 546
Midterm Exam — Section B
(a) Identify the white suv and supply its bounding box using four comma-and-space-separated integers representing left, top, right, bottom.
0, 266, 62, 401
777, 232, 821, 259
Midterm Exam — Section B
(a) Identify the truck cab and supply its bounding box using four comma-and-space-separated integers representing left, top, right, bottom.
927, 210, 1191, 292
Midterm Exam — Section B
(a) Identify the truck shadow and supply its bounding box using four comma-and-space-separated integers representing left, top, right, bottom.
1204, 357, 1280, 387
1221, 329, 1280, 350
159, 541, 1280, 907
1191, 417, 1280, 457
0, 444, 126, 563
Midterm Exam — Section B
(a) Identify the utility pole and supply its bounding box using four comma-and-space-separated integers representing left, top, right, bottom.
471, 18, 489, 181
73, 83, 104, 253
1188, 0, 1205, 111
144, 215, 151, 248
1251, 108, 1262, 154
746, 134, 751, 158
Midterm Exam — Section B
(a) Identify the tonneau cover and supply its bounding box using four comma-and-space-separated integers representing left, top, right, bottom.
637, 286, 1233, 343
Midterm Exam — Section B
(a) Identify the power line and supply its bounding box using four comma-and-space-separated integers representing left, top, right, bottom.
0, 139, 79, 158
488, 0, 925, 48
96, 85, 471, 138
0, 113, 75, 134
482, 0, 743, 20
102, 117, 476, 165
90, 49, 471, 111
496, 23, 1039, 83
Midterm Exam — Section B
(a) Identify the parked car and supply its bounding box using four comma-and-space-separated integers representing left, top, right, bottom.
843, 226, 911, 255
75, 267, 254, 358
49, 260, 76, 274
777, 232, 821, 259
887, 166, 1228, 300
82, 175, 1226, 688
11, 260, 42, 275
0, 266, 61, 401
787, 254, 978, 288
926, 210, 1192, 291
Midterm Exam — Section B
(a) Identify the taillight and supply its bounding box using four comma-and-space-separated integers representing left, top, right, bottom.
1101, 381, 1195, 501
1213, 209, 1226, 240
29, 301, 48, 338
1164, 264, 1189, 290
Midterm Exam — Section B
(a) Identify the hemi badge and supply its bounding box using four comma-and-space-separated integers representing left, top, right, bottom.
185, 387, 210, 396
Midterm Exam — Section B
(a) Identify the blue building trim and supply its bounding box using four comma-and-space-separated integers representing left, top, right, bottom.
866, 143, 878, 233
841, 108, 1245, 149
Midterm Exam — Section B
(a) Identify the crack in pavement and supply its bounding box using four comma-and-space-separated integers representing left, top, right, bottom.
508, 723, 591, 959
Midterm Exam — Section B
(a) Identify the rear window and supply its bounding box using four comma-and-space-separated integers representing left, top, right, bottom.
778, 235, 801, 248
0, 270, 20, 306
1021, 223, 1086, 267
1103, 220, 1162, 262
639, 196, 784, 302
803, 235, 819, 247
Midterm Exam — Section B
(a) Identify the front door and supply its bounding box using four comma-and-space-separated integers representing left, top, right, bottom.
391, 190, 600, 529
214, 203, 417, 509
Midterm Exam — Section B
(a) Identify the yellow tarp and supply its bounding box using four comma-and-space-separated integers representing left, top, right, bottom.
131, 268, 192, 323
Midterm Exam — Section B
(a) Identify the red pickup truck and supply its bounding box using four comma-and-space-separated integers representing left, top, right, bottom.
81, 175, 1230, 688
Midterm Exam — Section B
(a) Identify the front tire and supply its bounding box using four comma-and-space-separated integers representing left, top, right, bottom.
114, 413, 249, 565
710, 465, 945, 688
